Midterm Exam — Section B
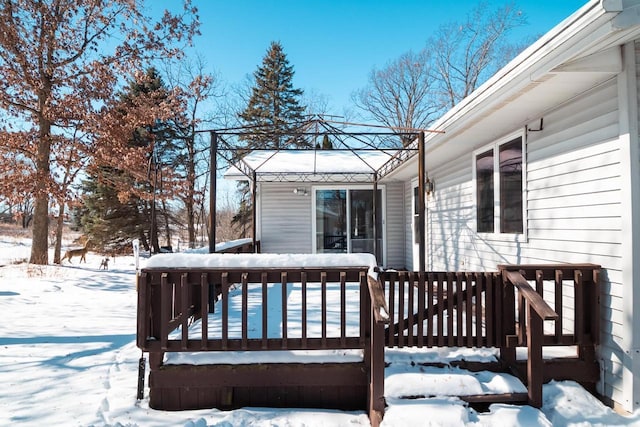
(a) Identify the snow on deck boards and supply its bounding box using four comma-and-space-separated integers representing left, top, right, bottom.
165, 349, 364, 365
162, 277, 528, 397
384, 347, 526, 398
165, 280, 363, 365
385, 364, 527, 398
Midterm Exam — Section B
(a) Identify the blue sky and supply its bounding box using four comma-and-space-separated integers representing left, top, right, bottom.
162, 0, 588, 115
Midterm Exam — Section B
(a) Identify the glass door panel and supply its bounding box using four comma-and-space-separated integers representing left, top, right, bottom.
349, 189, 382, 260
315, 189, 347, 253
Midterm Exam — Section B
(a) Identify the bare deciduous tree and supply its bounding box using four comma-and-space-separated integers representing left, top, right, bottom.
0, 0, 198, 264
353, 50, 439, 145
164, 56, 222, 248
432, 2, 527, 109
354, 2, 527, 143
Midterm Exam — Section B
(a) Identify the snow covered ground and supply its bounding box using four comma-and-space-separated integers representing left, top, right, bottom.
2, 231, 640, 426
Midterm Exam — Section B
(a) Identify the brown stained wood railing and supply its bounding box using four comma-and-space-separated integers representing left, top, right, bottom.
498, 264, 601, 350
503, 270, 558, 408
381, 271, 504, 349
137, 264, 388, 425
138, 267, 373, 353
381, 264, 600, 353
367, 274, 389, 425
137, 262, 600, 414
379, 264, 601, 408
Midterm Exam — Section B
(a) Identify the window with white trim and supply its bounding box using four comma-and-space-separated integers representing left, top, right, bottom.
475, 136, 524, 234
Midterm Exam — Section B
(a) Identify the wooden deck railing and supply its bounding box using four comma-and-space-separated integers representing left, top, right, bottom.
381, 271, 502, 348
138, 267, 376, 353
136, 261, 599, 417
379, 264, 601, 408
498, 264, 600, 349
499, 264, 601, 400
502, 270, 558, 407
136, 265, 388, 424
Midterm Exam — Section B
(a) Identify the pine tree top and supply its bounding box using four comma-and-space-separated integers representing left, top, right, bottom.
239, 41, 308, 150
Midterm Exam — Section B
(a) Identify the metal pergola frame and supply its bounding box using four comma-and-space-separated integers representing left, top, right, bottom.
204, 118, 434, 271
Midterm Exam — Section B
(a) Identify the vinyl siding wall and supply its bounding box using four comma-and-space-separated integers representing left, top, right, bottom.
258, 183, 313, 254
408, 76, 627, 406
258, 181, 406, 268
384, 181, 406, 269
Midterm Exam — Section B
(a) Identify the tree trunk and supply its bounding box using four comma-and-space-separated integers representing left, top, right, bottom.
187, 196, 195, 248
30, 195, 49, 264
149, 200, 160, 253
186, 135, 196, 248
30, 95, 52, 265
53, 203, 66, 264
161, 199, 171, 247
140, 231, 150, 252
186, 174, 195, 248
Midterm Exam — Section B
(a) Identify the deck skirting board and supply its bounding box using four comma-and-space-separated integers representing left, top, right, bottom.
149, 362, 368, 411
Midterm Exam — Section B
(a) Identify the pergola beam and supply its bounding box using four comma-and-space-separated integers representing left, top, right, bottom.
206, 120, 440, 265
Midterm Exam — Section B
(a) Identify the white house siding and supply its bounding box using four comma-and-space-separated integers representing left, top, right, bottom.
426, 155, 476, 271
259, 182, 404, 268
384, 181, 406, 269
258, 183, 313, 254
527, 78, 624, 406
424, 77, 627, 406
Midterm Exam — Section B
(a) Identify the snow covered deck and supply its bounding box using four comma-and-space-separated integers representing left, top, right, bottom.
164, 278, 364, 364
136, 255, 600, 426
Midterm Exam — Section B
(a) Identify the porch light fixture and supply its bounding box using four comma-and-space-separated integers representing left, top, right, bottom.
426, 178, 434, 195
293, 187, 308, 196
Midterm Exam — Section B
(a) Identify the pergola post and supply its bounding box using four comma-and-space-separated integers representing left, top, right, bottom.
209, 131, 217, 254
252, 171, 257, 252
418, 131, 426, 273
373, 172, 378, 263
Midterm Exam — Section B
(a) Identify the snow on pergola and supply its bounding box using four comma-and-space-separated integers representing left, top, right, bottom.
223, 149, 400, 183
204, 118, 433, 271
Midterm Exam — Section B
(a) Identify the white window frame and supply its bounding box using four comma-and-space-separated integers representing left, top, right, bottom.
472, 132, 527, 242
411, 177, 424, 271
311, 184, 387, 266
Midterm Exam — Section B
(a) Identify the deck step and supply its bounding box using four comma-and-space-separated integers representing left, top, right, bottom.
395, 392, 528, 405
460, 392, 528, 404
384, 362, 528, 403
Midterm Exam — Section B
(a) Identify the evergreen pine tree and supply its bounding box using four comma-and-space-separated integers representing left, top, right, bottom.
238, 41, 308, 150
321, 134, 333, 150
81, 167, 152, 251
233, 42, 309, 236
81, 67, 183, 252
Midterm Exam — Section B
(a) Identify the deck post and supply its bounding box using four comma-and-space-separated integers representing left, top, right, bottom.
527, 305, 544, 408
418, 131, 425, 272
369, 315, 385, 426
500, 271, 517, 368
367, 276, 387, 427
136, 272, 148, 349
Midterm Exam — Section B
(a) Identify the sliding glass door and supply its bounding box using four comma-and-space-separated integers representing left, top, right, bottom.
315, 189, 347, 253
349, 189, 382, 258
315, 188, 383, 261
